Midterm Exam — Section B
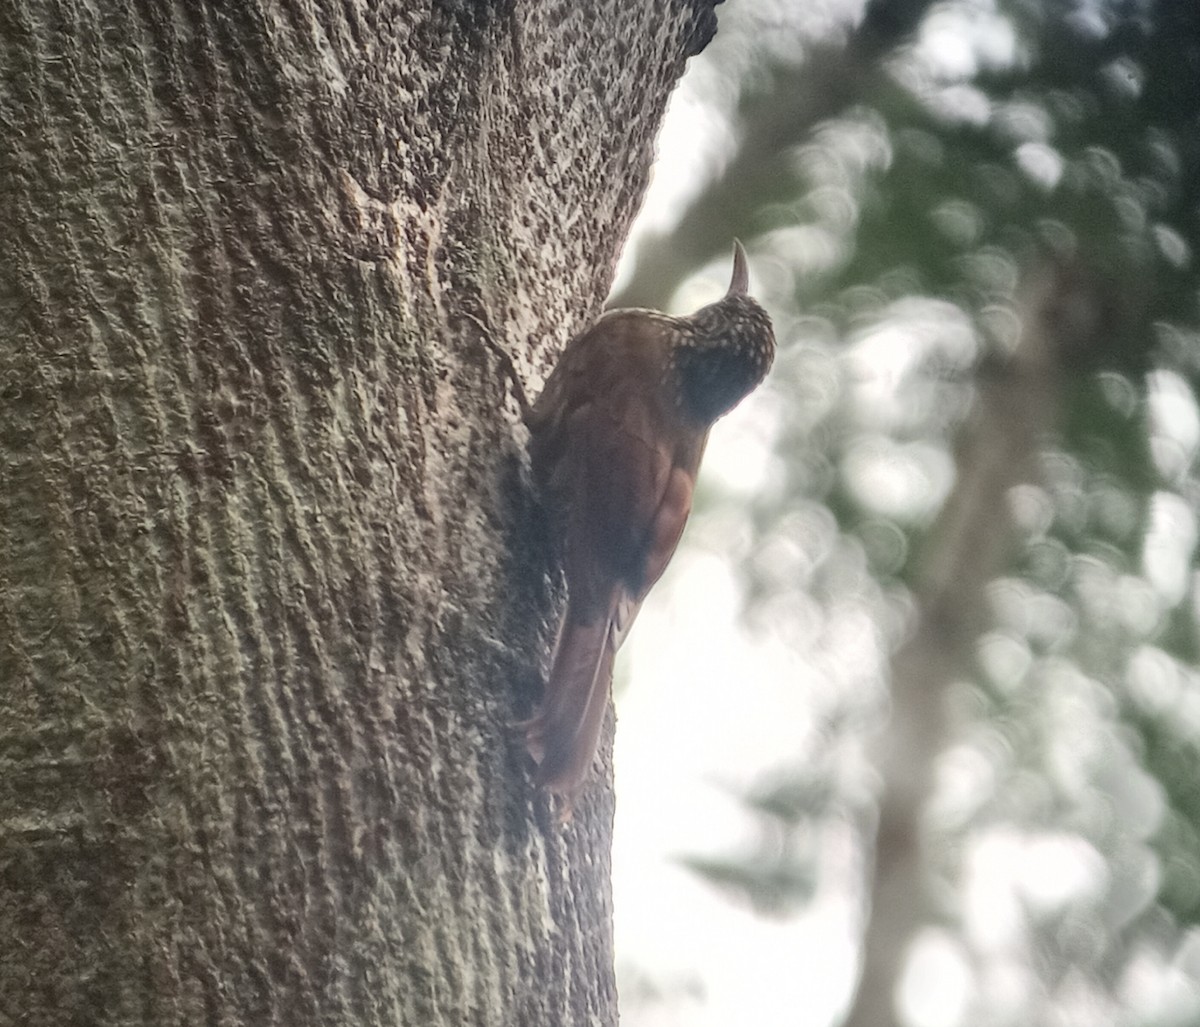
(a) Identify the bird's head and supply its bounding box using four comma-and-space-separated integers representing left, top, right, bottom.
673, 241, 776, 424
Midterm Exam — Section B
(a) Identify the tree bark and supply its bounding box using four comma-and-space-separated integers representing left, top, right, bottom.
0, 2, 716, 1023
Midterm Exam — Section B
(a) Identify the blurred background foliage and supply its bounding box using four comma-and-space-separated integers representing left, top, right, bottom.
615, 0, 1200, 1023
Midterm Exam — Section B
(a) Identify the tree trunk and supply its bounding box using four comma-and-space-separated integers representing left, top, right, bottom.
0, 2, 716, 1023
841, 265, 1110, 1027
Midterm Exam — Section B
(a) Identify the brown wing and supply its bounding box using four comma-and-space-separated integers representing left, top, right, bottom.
570, 388, 674, 596
523, 388, 671, 800
522, 313, 698, 801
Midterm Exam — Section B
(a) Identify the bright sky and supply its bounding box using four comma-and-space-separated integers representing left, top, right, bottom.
613, 555, 865, 1026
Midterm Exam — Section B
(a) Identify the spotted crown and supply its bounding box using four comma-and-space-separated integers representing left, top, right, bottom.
673, 245, 776, 424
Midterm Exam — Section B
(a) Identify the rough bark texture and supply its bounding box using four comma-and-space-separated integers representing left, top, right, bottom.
841, 267, 1110, 1027
0, 2, 717, 1024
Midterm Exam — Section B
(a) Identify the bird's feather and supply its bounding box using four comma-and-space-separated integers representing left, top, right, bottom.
517, 287, 765, 805
522, 319, 708, 801
521, 590, 620, 798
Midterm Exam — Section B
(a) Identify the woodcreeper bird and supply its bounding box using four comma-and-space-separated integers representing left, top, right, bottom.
497, 241, 776, 804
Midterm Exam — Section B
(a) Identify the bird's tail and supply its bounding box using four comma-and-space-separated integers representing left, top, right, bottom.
521, 593, 627, 802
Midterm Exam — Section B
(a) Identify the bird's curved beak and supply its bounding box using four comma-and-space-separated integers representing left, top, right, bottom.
727, 239, 749, 297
